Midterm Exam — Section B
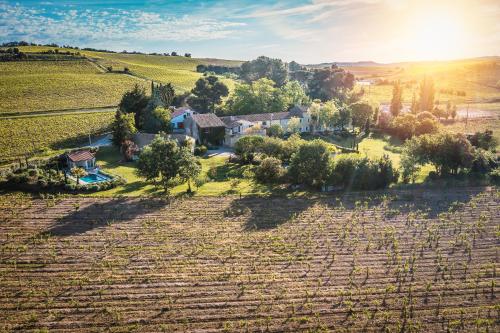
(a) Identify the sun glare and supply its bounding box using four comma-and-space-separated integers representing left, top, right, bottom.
406, 9, 466, 60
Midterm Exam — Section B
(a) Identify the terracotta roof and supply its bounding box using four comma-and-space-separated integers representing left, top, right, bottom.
66, 150, 95, 162
289, 105, 308, 117
191, 113, 226, 128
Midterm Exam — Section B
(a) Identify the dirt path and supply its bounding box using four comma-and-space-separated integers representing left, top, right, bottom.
0, 106, 116, 119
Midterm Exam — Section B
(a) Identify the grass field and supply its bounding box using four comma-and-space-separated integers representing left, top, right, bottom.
93, 147, 275, 197
0, 60, 148, 113
0, 187, 497, 332
0, 112, 114, 162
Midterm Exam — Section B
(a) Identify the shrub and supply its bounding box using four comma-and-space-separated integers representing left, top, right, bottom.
207, 166, 218, 180
330, 154, 398, 190
267, 124, 284, 138
194, 145, 207, 156
289, 140, 331, 188
471, 149, 497, 173
194, 175, 209, 188
415, 118, 439, 136
234, 136, 265, 163
467, 130, 497, 151
255, 157, 284, 183
489, 168, 500, 184
90, 184, 100, 192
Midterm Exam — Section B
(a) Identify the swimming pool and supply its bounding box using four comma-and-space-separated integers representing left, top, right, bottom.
79, 172, 112, 184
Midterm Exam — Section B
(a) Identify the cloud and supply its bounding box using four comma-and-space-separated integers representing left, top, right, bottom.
0, 1, 246, 45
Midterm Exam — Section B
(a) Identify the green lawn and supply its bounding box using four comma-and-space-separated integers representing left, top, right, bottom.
92, 146, 279, 197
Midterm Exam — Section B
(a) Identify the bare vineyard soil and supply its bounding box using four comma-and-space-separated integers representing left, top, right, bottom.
0, 187, 498, 332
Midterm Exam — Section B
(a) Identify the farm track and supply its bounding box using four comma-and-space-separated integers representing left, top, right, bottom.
0, 187, 498, 332
0, 106, 116, 119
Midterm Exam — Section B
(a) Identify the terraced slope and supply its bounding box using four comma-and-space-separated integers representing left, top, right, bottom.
0, 188, 498, 332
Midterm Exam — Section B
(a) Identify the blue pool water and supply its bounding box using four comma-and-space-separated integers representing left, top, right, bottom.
80, 172, 112, 184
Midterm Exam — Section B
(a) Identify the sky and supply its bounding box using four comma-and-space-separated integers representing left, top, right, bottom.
1, 0, 499, 63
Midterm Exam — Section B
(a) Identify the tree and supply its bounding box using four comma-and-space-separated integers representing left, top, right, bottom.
71, 167, 87, 185
178, 147, 201, 192
350, 101, 374, 128
410, 91, 418, 114
307, 65, 355, 101
240, 56, 288, 87
418, 76, 435, 112
318, 101, 339, 131
118, 84, 150, 128
289, 140, 331, 188
266, 124, 284, 138
281, 80, 310, 106
287, 117, 302, 133
136, 136, 182, 192
234, 135, 265, 163
288, 60, 302, 72
391, 113, 416, 140
402, 133, 474, 175
468, 130, 497, 151
225, 78, 287, 115
334, 105, 351, 130
111, 111, 137, 146
156, 83, 175, 107
189, 76, 229, 113
415, 118, 439, 136
143, 106, 172, 133
390, 80, 403, 117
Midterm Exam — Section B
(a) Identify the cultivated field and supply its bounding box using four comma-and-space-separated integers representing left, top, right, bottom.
0, 187, 498, 332
0, 112, 114, 162
0, 60, 147, 114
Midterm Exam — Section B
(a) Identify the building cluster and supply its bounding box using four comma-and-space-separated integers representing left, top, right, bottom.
173, 105, 312, 147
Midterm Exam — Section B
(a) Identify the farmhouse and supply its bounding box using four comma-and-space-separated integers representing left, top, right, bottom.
219, 105, 312, 147
170, 106, 197, 132
65, 150, 96, 170
184, 113, 226, 146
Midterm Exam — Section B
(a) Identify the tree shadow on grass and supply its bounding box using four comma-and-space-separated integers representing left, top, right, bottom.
44, 197, 170, 236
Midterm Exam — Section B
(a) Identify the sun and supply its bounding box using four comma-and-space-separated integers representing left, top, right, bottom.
406, 9, 465, 60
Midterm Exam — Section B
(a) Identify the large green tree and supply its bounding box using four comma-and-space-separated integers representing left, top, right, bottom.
111, 111, 137, 146
136, 136, 199, 193
240, 56, 288, 87
118, 84, 150, 128
143, 106, 172, 134
350, 101, 374, 128
308, 65, 355, 102
289, 139, 331, 188
189, 76, 229, 113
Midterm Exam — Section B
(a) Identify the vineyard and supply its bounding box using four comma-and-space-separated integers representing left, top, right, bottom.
0, 112, 114, 162
0, 60, 148, 113
0, 187, 498, 332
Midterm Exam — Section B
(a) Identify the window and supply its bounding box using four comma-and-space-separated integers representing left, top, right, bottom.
183, 114, 187, 119
263, 121, 267, 125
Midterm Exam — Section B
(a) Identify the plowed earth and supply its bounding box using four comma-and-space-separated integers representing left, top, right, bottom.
0, 187, 498, 332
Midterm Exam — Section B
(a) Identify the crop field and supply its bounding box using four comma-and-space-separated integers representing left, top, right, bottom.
347, 58, 500, 117
0, 112, 114, 162
0, 187, 498, 332
0, 60, 148, 113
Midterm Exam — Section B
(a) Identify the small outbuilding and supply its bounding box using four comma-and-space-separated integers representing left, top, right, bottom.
185, 113, 226, 146
66, 150, 96, 170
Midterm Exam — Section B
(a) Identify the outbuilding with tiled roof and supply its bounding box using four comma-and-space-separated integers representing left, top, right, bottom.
65, 150, 96, 170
